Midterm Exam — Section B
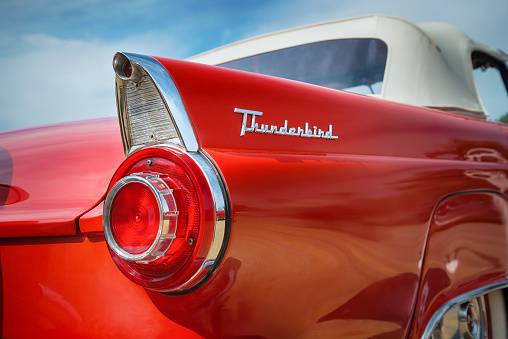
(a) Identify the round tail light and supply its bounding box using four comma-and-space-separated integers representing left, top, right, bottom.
106, 174, 178, 262
103, 146, 228, 293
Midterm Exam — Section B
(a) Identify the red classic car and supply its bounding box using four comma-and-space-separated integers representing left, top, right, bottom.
1, 15, 508, 338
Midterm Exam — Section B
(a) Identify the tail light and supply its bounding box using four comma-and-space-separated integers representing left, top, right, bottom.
109, 52, 227, 292
103, 146, 228, 293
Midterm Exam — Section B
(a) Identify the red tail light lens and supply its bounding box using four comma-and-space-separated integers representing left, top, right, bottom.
110, 181, 160, 255
105, 174, 179, 263
123, 60, 132, 78
103, 146, 227, 293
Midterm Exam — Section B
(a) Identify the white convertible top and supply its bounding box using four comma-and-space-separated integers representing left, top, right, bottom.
189, 15, 508, 118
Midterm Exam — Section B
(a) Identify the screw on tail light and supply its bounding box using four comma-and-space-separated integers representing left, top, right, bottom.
103, 146, 228, 293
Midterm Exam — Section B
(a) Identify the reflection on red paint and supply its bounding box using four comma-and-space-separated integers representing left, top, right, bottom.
0, 119, 124, 238
1, 185, 29, 206
412, 193, 508, 338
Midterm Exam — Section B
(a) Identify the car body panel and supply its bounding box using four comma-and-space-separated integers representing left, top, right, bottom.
0, 235, 202, 338
412, 192, 508, 338
0, 119, 124, 238
3, 148, 507, 337
79, 202, 105, 234
155, 56, 508, 164
2, 15, 508, 338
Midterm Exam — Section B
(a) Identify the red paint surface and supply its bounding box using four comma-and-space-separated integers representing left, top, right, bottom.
0, 119, 124, 238
155, 57, 508, 164
411, 192, 508, 338
0, 235, 202, 338
1, 58, 508, 337
156, 58, 508, 336
201, 150, 508, 337
79, 202, 104, 234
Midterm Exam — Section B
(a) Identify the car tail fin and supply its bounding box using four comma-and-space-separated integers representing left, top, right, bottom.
113, 52, 199, 155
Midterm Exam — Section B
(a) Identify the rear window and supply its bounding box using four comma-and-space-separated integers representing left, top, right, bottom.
472, 51, 508, 120
219, 39, 388, 95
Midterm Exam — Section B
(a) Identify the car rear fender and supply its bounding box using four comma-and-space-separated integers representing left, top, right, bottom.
412, 191, 508, 338
0, 119, 124, 238
110, 52, 508, 336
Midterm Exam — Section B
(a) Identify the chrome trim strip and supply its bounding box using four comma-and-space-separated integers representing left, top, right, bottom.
129, 145, 230, 293
162, 149, 230, 293
103, 174, 178, 262
190, 152, 227, 218
420, 279, 508, 339
234, 107, 339, 140
114, 52, 199, 153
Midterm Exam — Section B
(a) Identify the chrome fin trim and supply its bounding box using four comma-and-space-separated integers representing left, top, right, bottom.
113, 52, 199, 154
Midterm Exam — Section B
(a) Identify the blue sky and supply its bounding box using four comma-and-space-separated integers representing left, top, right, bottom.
1, 0, 507, 131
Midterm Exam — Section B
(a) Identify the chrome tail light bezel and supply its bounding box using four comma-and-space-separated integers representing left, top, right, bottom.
103, 173, 179, 263
103, 145, 229, 293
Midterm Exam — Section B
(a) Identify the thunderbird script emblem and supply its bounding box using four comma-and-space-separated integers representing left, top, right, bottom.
234, 108, 338, 140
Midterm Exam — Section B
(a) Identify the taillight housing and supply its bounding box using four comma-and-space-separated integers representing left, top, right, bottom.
103, 145, 227, 293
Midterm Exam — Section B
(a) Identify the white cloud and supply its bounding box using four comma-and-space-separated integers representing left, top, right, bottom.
1, 0, 506, 132
0, 32, 187, 132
